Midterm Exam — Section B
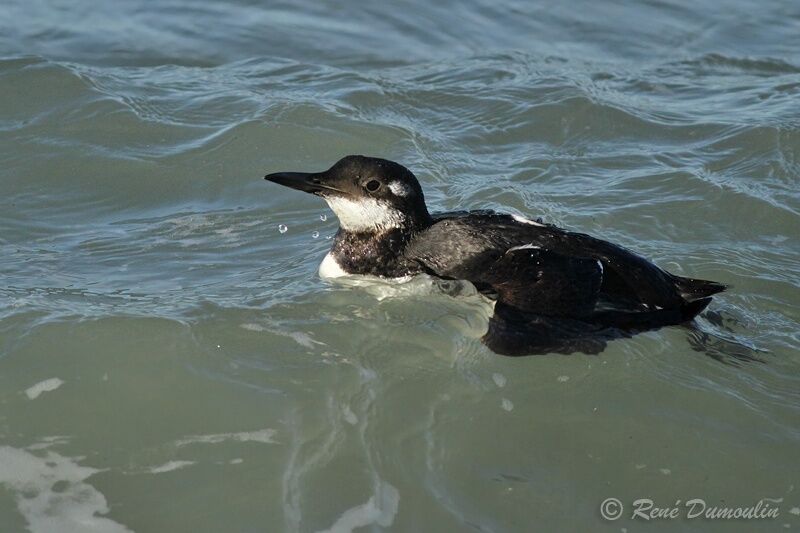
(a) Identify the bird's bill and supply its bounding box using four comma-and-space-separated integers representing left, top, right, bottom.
264, 172, 323, 194
264, 170, 348, 196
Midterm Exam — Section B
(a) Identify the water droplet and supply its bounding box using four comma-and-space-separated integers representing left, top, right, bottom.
312, 231, 319, 239
278, 224, 288, 234
319, 214, 327, 221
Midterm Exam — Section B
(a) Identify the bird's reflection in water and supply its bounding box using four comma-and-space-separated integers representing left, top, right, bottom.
483, 304, 764, 365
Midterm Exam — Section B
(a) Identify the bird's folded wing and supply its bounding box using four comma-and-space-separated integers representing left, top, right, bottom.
480, 245, 603, 317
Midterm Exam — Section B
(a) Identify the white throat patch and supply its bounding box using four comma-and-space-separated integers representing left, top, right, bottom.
325, 196, 405, 232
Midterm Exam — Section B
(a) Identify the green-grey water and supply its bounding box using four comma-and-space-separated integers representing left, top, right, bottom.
1, 1, 799, 531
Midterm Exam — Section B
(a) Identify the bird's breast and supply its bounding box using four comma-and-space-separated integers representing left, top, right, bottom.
319, 252, 349, 278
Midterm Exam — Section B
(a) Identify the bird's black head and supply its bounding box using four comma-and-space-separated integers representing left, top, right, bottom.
265, 155, 432, 233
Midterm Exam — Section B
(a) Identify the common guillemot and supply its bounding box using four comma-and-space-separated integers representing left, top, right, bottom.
265, 155, 726, 355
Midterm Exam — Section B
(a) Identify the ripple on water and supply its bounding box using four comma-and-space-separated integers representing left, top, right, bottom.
2, 4, 800, 529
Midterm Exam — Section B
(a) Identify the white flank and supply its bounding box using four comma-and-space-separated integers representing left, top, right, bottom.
319, 253, 349, 278
511, 214, 545, 227
25, 378, 64, 400
325, 197, 405, 231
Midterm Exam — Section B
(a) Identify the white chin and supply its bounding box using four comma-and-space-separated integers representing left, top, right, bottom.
325, 196, 404, 231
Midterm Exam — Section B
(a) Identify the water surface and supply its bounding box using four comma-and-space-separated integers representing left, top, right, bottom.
1, 0, 799, 531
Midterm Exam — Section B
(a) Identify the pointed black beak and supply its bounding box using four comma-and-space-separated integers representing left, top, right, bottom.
264, 172, 326, 195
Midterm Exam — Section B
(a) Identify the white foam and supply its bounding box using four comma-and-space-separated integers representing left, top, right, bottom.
25, 378, 64, 400
316, 481, 400, 533
174, 429, 277, 447
342, 405, 358, 425
319, 256, 483, 305
25, 436, 70, 451
240, 323, 265, 331
331, 273, 475, 302
288, 332, 324, 349
240, 323, 324, 349
501, 398, 514, 411
143, 460, 195, 474
492, 373, 507, 388
0, 445, 132, 533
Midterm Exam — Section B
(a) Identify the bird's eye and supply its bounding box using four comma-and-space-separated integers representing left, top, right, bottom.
365, 180, 381, 192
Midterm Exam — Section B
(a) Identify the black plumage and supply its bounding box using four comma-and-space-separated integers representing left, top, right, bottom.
265, 155, 726, 355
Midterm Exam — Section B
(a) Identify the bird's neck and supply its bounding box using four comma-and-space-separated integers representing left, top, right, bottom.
329, 222, 427, 278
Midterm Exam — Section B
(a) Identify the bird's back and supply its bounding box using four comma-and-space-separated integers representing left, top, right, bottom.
406, 210, 720, 314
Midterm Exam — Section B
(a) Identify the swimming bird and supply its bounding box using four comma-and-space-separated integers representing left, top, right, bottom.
265, 155, 726, 355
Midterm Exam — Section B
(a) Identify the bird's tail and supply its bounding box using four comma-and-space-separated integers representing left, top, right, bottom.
591, 297, 712, 330
671, 274, 728, 300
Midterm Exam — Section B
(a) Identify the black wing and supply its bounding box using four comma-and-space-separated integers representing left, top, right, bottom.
481, 245, 603, 317
409, 212, 722, 312
406, 212, 725, 356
